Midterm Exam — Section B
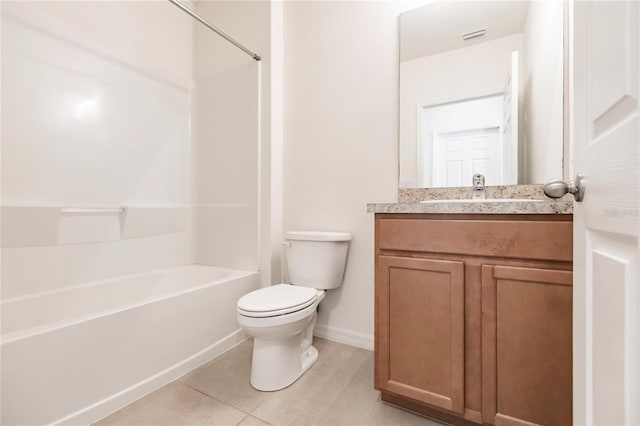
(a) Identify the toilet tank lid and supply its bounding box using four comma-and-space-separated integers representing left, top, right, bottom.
285, 231, 352, 242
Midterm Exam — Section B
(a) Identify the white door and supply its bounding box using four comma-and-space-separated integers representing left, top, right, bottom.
502, 50, 519, 185
572, 1, 640, 425
432, 127, 502, 187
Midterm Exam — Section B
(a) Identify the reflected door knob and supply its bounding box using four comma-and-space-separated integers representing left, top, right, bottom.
543, 174, 585, 202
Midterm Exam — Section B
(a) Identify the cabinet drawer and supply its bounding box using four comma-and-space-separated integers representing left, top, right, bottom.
377, 217, 572, 262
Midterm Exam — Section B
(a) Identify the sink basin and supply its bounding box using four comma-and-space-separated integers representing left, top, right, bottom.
420, 198, 543, 204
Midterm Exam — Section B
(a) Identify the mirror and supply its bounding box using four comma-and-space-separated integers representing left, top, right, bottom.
399, 1, 565, 189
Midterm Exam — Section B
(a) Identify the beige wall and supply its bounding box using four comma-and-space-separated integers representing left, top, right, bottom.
283, 1, 402, 347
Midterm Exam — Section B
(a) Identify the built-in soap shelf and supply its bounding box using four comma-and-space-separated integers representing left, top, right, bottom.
60, 206, 128, 215
1, 204, 188, 248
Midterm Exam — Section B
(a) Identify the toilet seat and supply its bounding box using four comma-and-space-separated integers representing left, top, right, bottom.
237, 284, 319, 318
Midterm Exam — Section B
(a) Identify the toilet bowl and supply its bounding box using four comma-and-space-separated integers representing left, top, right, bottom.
237, 231, 351, 391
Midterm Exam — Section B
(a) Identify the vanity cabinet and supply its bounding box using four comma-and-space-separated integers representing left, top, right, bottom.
374, 214, 573, 426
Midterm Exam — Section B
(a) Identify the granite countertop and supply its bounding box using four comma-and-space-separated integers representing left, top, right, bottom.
367, 199, 573, 215
369, 185, 574, 214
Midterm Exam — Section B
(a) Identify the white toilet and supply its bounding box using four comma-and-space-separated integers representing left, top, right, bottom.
237, 231, 351, 391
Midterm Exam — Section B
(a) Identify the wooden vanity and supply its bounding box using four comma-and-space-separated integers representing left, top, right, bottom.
373, 213, 573, 426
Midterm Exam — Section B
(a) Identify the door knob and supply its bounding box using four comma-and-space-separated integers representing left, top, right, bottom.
543, 174, 585, 202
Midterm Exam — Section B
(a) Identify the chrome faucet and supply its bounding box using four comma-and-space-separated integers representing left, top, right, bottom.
472, 173, 486, 199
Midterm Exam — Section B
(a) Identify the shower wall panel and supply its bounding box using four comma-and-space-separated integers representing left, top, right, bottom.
1, 1, 194, 298
191, 1, 267, 271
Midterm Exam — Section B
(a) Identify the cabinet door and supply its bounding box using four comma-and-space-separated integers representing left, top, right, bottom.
481, 265, 572, 426
376, 256, 464, 414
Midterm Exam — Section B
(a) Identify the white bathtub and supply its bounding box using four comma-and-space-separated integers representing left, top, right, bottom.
1, 264, 260, 425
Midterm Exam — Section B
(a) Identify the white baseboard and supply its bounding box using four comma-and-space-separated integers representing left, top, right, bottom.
54, 329, 248, 426
313, 324, 374, 351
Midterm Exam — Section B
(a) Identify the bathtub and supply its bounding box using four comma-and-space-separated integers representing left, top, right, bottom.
1, 264, 260, 425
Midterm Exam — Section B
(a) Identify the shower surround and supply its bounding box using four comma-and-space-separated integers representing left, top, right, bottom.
1, 1, 266, 424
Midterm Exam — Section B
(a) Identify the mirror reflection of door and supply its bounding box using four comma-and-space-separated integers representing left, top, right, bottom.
419, 94, 505, 187
432, 127, 501, 187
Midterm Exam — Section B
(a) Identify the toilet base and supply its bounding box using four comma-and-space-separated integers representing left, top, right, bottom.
250, 338, 319, 392
301, 345, 318, 373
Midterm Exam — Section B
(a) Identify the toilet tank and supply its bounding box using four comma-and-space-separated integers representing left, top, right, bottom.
284, 231, 351, 290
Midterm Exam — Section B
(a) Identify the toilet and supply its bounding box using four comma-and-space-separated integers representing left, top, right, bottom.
237, 231, 351, 391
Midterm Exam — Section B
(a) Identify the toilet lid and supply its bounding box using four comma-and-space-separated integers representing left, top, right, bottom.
237, 284, 318, 317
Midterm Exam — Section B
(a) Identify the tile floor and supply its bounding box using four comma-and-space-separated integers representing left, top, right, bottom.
95, 338, 444, 426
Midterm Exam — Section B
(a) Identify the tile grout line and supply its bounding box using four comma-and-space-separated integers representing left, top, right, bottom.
177, 380, 277, 426
178, 381, 255, 417
235, 413, 250, 426
248, 411, 275, 426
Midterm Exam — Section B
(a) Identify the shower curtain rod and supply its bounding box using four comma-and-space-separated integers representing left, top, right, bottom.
168, 0, 261, 61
